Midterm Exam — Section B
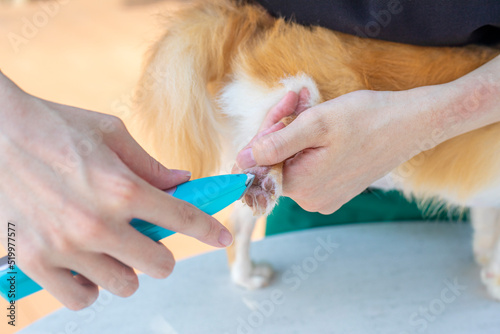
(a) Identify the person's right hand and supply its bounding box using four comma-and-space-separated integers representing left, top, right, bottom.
0, 72, 233, 310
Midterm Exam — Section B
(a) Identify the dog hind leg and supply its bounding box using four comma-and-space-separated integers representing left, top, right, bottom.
472, 207, 500, 300
227, 202, 274, 289
222, 73, 322, 288
471, 207, 500, 266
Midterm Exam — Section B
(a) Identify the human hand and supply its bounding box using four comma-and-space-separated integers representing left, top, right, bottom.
236, 87, 457, 214
0, 72, 232, 310
236, 56, 500, 215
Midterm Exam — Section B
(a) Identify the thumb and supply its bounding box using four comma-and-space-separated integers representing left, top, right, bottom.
107, 127, 191, 189
237, 112, 319, 168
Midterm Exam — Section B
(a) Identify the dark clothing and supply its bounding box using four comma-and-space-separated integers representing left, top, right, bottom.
253, 0, 500, 46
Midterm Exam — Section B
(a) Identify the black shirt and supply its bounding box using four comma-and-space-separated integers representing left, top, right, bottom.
252, 0, 500, 46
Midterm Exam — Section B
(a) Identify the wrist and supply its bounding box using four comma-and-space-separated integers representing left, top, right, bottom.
436, 55, 500, 140
398, 61, 500, 159
383, 86, 450, 162
408, 83, 465, 146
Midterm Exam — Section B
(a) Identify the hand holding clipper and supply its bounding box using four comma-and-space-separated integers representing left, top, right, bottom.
0, 174, 253, 307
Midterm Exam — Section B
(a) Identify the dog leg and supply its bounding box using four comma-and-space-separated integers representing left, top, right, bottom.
226, 202, 273, 289
471, 207, 500, 266
482, 240, 500, 300
221, 73, 321, 288
471, 207, 500, 300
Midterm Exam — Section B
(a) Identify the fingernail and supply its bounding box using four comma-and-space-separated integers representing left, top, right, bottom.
237, 147, 256, 170
171, 169, 191, 179
218, 229, 233, 247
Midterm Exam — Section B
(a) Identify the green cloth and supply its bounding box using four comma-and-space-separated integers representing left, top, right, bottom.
266, 189, 469, 236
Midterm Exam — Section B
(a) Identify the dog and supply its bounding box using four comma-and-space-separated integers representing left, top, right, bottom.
131, 0, 500, 298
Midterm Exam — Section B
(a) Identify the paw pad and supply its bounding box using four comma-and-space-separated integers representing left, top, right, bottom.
243, 167, 282, 216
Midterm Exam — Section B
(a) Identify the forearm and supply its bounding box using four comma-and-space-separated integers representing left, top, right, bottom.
430, 55, 500, 143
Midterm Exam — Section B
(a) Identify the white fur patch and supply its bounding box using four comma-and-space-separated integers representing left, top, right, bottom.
371, 173, 400, 191
218, 72, 321, 216
465, 181, 500, 207
218, 72, 321, 151
372, 172, 500, 208
229, 202, 274, 289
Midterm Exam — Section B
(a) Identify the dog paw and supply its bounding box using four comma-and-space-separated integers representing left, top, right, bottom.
481, 267, 500, 301
242, 166, 282, 216
231, 262, 274, 290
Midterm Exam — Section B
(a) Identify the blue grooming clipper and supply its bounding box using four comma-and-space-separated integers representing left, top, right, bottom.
0, 173, 255, 301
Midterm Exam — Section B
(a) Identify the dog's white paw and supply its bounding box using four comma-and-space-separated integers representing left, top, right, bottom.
231, 262, 274, 290
481, 267, 500, 301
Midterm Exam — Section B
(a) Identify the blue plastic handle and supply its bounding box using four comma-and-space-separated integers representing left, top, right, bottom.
0, 174, 252, 301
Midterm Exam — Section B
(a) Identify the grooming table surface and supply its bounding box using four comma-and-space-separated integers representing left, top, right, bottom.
19, 222, 500, 334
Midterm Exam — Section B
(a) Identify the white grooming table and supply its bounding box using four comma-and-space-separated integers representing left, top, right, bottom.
19, 223, 500, 333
